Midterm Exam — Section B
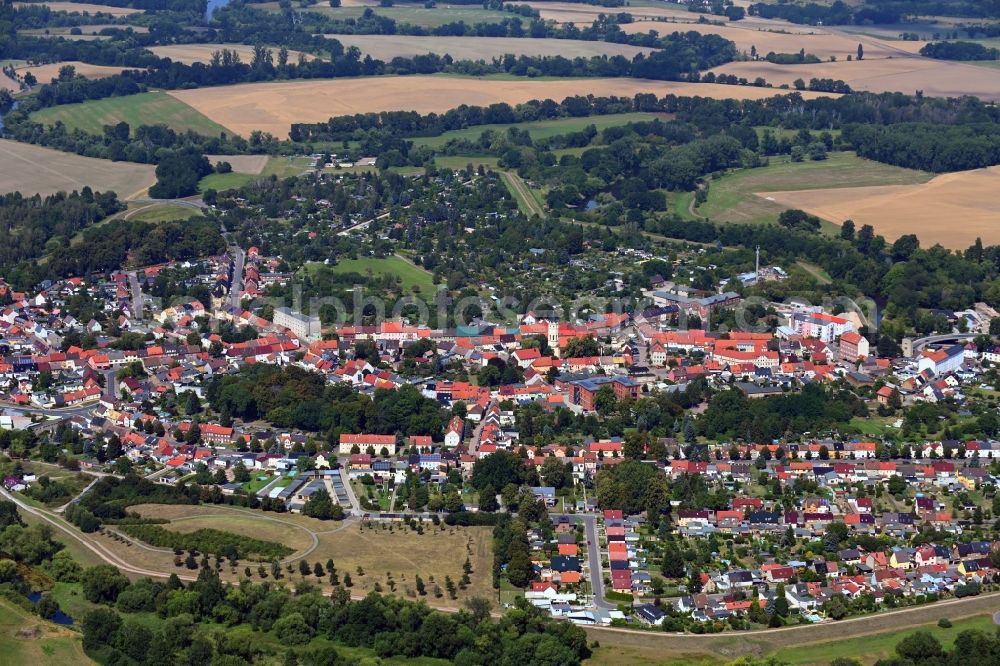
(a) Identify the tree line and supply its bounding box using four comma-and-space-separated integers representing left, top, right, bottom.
919, 40, 1000, 61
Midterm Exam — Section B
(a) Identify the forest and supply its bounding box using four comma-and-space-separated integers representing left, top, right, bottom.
207, 365, 447, 438
919, 40, 1000, 60
0, 189, 122, 280
38, 216, 224, 283
697, 384, 869, 442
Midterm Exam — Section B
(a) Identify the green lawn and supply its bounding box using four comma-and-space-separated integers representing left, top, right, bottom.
434, 155, 499, 170
688, 151, 932, 226
303, 255, 437, 295
773, 614, 996, 665
412, 112, 664, 149
127, 204, 204, 223
31, 91, 231, 136
0, 597, 93, 666
199, 155, 315, 192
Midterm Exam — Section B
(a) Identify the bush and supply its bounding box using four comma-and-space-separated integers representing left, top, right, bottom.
938, 618, 952, 628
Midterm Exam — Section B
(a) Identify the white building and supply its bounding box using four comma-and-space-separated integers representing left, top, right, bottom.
273, 307, 322, 341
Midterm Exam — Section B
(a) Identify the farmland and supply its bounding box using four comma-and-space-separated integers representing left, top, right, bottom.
684, 151, 931, 226
0, 139, 155, 198
760, 164, 1000, 249
15, 60, 137, 84
329, 35, 655, 60
301, 255, 437, 295
264, 2, 512, 28
411, 111, 667, 149
148, 44, 314, 66
710, 55, 1000, 101
168, 76, 832, 138
31, 90, 232, 136
13, 0, 138, 16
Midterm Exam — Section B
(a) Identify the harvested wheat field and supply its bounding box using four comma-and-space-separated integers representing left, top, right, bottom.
759, 166, 1000, 249
632, 22, 908, 60
205, 154, 269, 173
169, 75, 832, 138
528, 0, 698, 25
329, 35, 654, 60
16, 60, 139, 83
14, 1, 139, 15
149, 44, 315, 66
0, 139, 155, 197
711, 55, 1000, 100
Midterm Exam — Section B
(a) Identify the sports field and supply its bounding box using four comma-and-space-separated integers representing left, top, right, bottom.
761, 164, 1000, 249
168, 76, 832, 138
412, 111, 667, 149
0, 139, 155, 198
302, 255, 437, 295
685, 151, 931, 226
31, 90, 232, 136
329, 35, 654, 60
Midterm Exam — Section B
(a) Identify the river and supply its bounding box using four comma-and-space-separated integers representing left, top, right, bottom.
205, 0, 231, 21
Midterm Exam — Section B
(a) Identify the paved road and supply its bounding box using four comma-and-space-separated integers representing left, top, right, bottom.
0, 401, 97, 419
552, 512, 615, 611
229, 246, 245, 313
911, 333, 974, 353
128, 270, 144, 320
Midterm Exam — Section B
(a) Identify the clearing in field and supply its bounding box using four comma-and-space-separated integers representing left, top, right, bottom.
310, 521, 495, 605
411, 111, 668, 149
0, 138, 155, 198
168, 76, 832, 138
328, 35, 654, 60
198, 155, 314, 192
31, 90, 232, 136
148, 44, 314, 66
106, 504, 494, 608
686, 151, 930, 225
0, 597, 93, 665
759, 164, 1000, 250
123, 203, 205, 223
13, 0, 139, 15
15, 60, 138, 84
302, 255, 437, 295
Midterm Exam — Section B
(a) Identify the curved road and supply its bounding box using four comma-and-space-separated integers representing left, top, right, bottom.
912, 333, 974, 353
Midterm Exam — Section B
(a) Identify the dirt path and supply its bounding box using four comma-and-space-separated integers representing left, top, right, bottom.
500, 171, 544, 217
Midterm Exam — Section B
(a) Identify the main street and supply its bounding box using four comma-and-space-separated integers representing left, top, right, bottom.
551, 512, 615, 611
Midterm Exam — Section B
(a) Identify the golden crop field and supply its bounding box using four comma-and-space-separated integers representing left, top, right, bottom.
328, 34, 655, 60
148, 44, 316, 66
0, 139, 155, 198
13, 1, 139, 16
15, 60, 139, 84
168, 75, 834, 138
759, 165, 1000, 249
